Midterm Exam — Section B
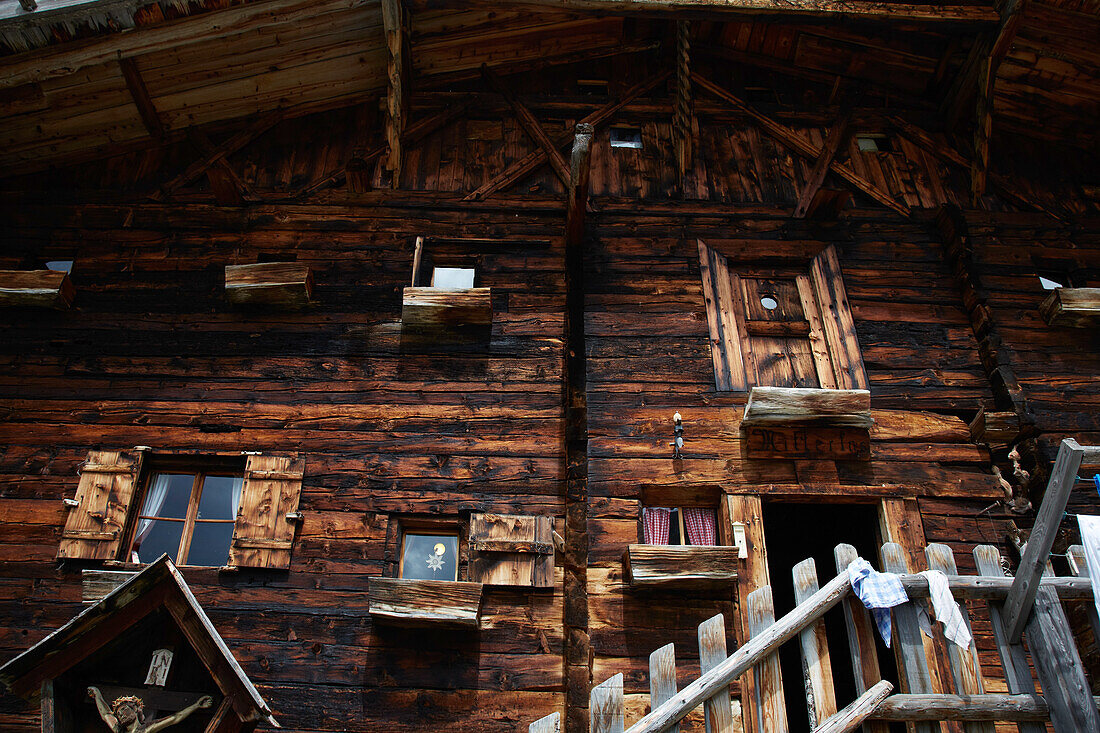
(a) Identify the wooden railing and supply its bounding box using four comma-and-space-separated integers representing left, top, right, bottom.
530, 438, 1100, 733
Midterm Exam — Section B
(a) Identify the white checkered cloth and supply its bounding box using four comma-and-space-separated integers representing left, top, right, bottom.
919, 570, 972, 648
847, 558, 908, 647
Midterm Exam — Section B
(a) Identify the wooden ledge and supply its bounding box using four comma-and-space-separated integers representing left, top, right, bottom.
225, 262, 313, 308
0, 269, 74, 308
1040, 287, 1100, 327
624, 545, 740, 589
402, 287, 492, 328
741, 386, 871, 429
367, 578, 483, 628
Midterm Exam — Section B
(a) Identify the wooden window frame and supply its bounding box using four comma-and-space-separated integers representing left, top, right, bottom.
388, 516, 468, 581
123, 457, 244, 567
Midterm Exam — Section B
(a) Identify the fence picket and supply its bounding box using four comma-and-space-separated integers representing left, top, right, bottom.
794, 557, 838, 727
649, 643, 679, 733
698, 614, 735, 733
531, 712, 561, 733
746, 586, 789, 733
923, 543, 994, 733
879, 542, 937, 733
833, 544, 889, 733
591, 674, 624, 733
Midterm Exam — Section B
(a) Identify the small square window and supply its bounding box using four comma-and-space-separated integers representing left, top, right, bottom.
1039, 275, 1063, 290
45, 260, 73, 273
856, 136, 880, 152
130, 471, 243, 567
642, 506, 717, 546
609, 127, 643, 149
400, 532, 459, 581
431, 267, 476, 289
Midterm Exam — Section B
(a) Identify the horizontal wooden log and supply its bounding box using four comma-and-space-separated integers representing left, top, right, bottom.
367, 578, 484, 628
0, 270, 74, 309
225, 262, 313, 308
401, 287, 493, 329
81, 569, 136, 603
623, 545, 740, 589
872, 694, 1100, 722
896, 574, 1092, 601
967, 408, 1020, 444
1039, 288, 1100, 328
814, 680, 892, 733
741, 425, 870, 460
742, 387, 872, 429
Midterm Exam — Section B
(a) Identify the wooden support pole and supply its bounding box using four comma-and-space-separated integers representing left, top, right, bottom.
793, 558, 838, 727
878, 543, 936, 733
190, 130, 249, 206
833, 544, 889, 733
566, 124, 593, 251
1003, 438, 1084, 641
465, 72, 668, 201
382, 0, 408, 187
698, 615, 735, 733
693, 73, 908, 216
482, 64, 571, 188
873, 694, 1100, 722
672, 20, 693, 177
794, 113, 850, 218
747, 587, 789, 733
118, 55, 163, 139
969, 54, 994, 205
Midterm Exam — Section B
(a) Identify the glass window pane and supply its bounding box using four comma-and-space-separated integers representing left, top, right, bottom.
431, 267, 475, 289
186, 522, 235, 567
140, 474, 195, 519
197, 476, 242, 520
132, 519, 184, 564
401, 534, 458, 581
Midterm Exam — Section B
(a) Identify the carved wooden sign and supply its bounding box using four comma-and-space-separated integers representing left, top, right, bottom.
743, 425, 870, 460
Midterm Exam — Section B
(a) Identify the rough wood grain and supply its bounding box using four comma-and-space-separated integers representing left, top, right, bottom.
0, 269, 74, 309
1039, 288, 1100, 328
648, 644, 678, 733
624, 545, 739, 588
793, 558, 837, 727
590, 674, 624, 733
367, 578, 484, 628
698, 613, 734, 733
747, 586, 788, 733
742, 387, 872, 429
224, 263, 313, 308
813, 680, 892, 733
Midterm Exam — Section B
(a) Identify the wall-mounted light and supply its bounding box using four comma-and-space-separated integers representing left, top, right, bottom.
672, 411, 684, 458
731, 521, 748, 560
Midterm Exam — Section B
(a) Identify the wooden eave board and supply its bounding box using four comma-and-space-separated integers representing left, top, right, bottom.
0, 555, 278, 728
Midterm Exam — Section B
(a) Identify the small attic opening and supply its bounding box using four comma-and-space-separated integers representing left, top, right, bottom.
609, 126, 642, 150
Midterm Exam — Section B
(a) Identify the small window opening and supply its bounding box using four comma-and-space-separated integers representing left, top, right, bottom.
431, 267, 476, 289
130, 471, 243, 567
577, 79, 609, 96
400, 532, 459, 581
609, 127, 643, 150
856, 135, 891, 153
1039, 275, 1063, 290
760, 295, 779, 310
643, 506, 717, 546
45, 260, 73, 273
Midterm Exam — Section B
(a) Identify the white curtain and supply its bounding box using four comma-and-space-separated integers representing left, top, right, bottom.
134, 474, 172, 548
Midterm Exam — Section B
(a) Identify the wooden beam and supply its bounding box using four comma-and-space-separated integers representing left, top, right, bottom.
941, 0, 1024, 128
816, 681, 892, 733
873, 694, 1100, 722
465, 71, 668, 201
672, 20, 693, 177
566, 123, 593, 261
17, 0, 36, 11
970, 54, 994, 205
118, 55, 162, 139
382, 0, 407, 187
151, 110, 281, 201
693, 73, 908, 216
794, 113, 850, 218
1003, 438, 1084, 641
482, 64, 571, 188
191, 129, 250, 205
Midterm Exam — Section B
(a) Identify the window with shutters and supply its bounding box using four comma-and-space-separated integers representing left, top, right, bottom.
641, 506, 718, 546
58, 450, 304, 570
697, 240, 868, 392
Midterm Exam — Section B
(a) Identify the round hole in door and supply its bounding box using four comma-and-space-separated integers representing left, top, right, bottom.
760, 295, 779, 310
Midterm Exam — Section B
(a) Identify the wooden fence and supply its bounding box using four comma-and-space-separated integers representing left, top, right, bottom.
530, 438, 1100, 733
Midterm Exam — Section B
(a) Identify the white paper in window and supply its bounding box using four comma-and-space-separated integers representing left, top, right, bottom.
431, 267, 475, 289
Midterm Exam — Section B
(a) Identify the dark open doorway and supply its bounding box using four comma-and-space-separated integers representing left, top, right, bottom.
761, 501, 901, 731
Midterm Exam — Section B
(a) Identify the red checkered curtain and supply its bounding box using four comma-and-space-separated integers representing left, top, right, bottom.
683, 508, 717, 546
643, 507, 671, 545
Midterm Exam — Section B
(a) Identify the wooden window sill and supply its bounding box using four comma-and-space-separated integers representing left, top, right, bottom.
1040, 287, 1100, 327
225, 263, 313, 308
741, 386, 872, 429
368, 577, 484, 628
623, 544, 740, 589
0, 269, 74, 308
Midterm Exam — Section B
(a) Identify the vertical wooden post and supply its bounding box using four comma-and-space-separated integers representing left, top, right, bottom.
381, 0, 407, 187
672, 20, 693, 177
1003, 438, 1085, 641
590, 674, 624, 733
833, 544, 889, 733
878, 543, 936, 733
793, 558, 837, 728
698, 614, 734, 733
40, 679, 54, 733
923, 543, 994, 733
726, 495, 768, 733
1028, 581, 1100, 732
566, 123, 593, 251
649, 643, 679, 733
746, 587, 788, 733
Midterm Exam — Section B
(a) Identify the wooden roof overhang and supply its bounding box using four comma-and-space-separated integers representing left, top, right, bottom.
0, 555, 279, 729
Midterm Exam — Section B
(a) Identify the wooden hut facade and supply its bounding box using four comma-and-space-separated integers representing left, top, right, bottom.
0, 0, 1098, 731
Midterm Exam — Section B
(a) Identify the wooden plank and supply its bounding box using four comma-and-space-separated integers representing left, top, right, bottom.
796, 274, 836, 389
1065, 544, 1100, 647
0, 269, 74, 309
872, 694, 1094, 722
742, 386, 872, 429
649, 644, 679, 733
725, 494, 768, 733
809, 246, 868, 391
382, 0, 406, 183
224, 263, 313, 308
469, 513, 554, 587
228, 454, 304, 569
923, 543, 994, 733
40, 679, 54, 733
813, 680, 892, 733
1039, 288, 1100, 327
794, 114, 850, 218
367, 578, 484, 628
624, 545, 739, 589
793, 558, 837, 727
698, 239, 735, 391
81, 569, 137, 603
833, 543, 889, 733
746, 586, 788, 733
401, 287, 493, 329
698, 613, 734, 733
531, 712, 562, 733
590, 674, 624, 733
57, 449, 141, 562
878, 543, 935, 733
118, 56, 163, 139
1026, 583, 1100, 732
1003, 438, 1085, 641
742, 425, 870, 460
483, 64, 571, 188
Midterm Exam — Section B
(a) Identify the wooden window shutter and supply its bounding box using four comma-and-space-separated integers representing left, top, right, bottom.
808, 246, 868, 390
468, 513, 554, 587
58, 449, 143, 561
697, 240, 749, 391
228, 454, 305, 570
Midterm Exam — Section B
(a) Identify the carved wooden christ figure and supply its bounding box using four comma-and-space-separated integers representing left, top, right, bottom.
87, 687, 213, 733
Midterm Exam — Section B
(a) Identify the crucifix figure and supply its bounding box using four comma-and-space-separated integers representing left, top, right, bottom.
87, 687, 213, 733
